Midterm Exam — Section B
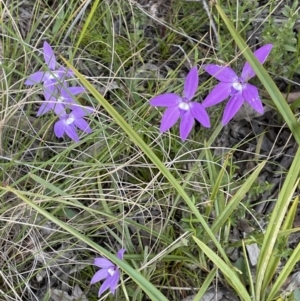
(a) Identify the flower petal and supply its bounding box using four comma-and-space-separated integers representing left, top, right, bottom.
99, 275, 112, 296
90, 269, 108, 284
74, 118, 92, 133
242, 83, 264, 114
94, 258, 114, 268
53, 103, 67, 116
202, 82, 232, 108
43, 42, 56, 70
204, 64, 237, 82
241, 44, 273, 81
56, 67, 74, 79
109, 270, 120, 294
179, 111, 194, 141
183, 67, 198, 100
65, 86, 86, 96
117, 249, 126, 260
65, 124, 79, 142
43, 79, 57, 93
24, 71, 47, 85
37, 102, 54, 117
44, 85, 58, 101
160, 106, 180, 133
222, 93, 244, 125
58, 87, 84, 107
71, 106, 94, 117
190, 102, 210, 128
150, 93, 181, 107
54, 120, 65, 138
47, 68, 73, 83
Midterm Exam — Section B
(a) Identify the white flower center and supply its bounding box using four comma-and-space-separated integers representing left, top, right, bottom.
57, 96, 65, 103
107, 267, 116, 276
47, 73, 56, 80
66, 116, 75, 125
179, 102, 190, 111
232, 81, 243, 91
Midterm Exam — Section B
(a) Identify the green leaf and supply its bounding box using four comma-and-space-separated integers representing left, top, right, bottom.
267, 242, 300, 301
263, 196, 299, 291
29, 174, 79, 203
257, 151, 300, 300
74, 0, 100, 54
208, 161, 265, 237
29, 173, 80, 219
52, 7, 65, 35
283, 44, 297, 52
193, 236, 252, 301
192, 268, 217, 301
266, 196, 300, 301
204, 147, 226, 216
294, 288, 300, 301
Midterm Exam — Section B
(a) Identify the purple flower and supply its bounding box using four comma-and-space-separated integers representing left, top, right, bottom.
150, 67, 210, 141
37, 84, 85, 117
24, 41, 73, 87
54, 106, 94, 142
202, 44, 273, 125
91, 249, 125, 297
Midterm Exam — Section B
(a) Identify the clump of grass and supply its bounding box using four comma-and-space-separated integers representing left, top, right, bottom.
78, 1, 148, 69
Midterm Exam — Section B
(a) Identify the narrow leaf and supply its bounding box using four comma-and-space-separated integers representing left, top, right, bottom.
263, 196, 299, 295
192, 268, 217, 301
267, 242, 300, 301
257, 154, 300, 299
208, 161, 265, 236
193, 236, 252, 301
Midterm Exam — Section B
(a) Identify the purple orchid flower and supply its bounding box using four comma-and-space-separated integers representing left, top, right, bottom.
91, 249, 125, 297
150, 67, 210, 141
37, 84, 85, 117
24, 41, 73, 87
54, 106, 94, 142
202, 44, 273, 125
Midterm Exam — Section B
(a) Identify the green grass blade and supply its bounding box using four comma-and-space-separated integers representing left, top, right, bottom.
74, 0, 100, 54
29, 174, 78, 202
215, 4, 300, 145
204, 147, 226, 216
208, 161, 265, 236
242, 240, 255, 299
256, 149, 300, 300
193, 236, 252, 301
267, 241, 300, 301
192, 268, 217, 301
263, 196, 299, 293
